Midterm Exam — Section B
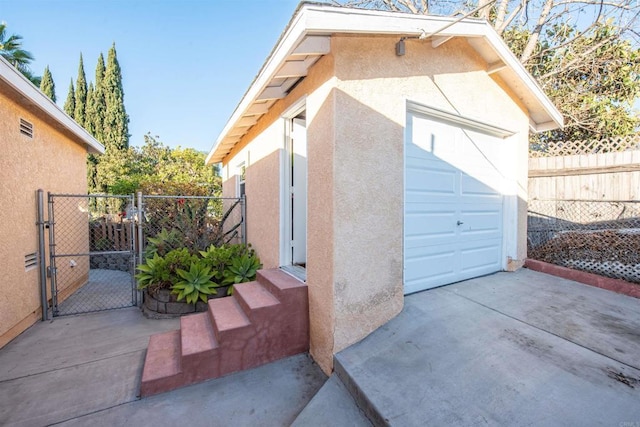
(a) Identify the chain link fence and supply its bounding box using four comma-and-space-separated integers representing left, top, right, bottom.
138, 195, 245, 259
48, 194, 136, 316
528, 199, 640, 283
45, 193, 244, 317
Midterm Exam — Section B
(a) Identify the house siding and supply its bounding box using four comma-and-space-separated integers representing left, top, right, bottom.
0, 82, 89, 348
221, 35, 530, 374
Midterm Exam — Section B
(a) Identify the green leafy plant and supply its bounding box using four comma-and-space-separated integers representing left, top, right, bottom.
162, 248, 198, 281
146, 228, 182, 257
136, 254, 171, 293
136, 242, 261, 307
223, 253, 262, 295
172, 262, 217, 304
200, 243, 245, 280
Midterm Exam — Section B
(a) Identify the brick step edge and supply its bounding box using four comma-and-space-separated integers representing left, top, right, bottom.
524, 259, 640, 299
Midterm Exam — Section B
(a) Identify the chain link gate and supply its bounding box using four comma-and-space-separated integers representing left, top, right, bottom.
47, 194, 137, 316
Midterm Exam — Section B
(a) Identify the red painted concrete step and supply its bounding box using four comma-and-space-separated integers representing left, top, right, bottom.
257, 269, 307, 300
209, 297, 252, 342
140, 269, 309, 397
139, 330, 183, 397
234, 281, 280, 321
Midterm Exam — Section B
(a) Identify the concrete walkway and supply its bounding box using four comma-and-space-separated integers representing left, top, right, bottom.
331, 268, 640, 426
0, 307, 326, 426
2, 269, 639, 426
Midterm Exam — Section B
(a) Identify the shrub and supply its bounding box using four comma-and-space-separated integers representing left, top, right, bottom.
136, 243, 261, 302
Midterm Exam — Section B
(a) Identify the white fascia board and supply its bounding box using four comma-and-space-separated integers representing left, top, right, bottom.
206, 7, 310, 165
0, 57, 104, 154
207, 3, 564, 164
481, 30, 563, 131
207, 6, 486, 164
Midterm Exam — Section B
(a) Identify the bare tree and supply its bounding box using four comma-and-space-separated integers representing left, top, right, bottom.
331, 0, 640, 141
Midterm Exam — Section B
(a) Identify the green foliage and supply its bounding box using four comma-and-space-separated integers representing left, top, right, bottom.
99, 133, 221, 196
504, 23, 640, 144
64, 79, 75, 118
135, 253, 171, 292
0, 23, 39, 85
93, 237, 114, 251
222, 253, 263, 294
95, 147, 136, 193
136, 243, 261, 303
335, 1, 639, 143
200, 243, 254, 281
39, 66, 56, 102
136, 248, 198, 293
85, 83, 95, 135
146, 228, 183, 258
163, 248, 199, 281
103, 43, 129, 152
92, 53, 106, 143
172, 263, 217, 304
74, 53, 87, 127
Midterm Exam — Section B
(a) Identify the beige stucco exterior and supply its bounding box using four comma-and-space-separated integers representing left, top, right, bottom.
0, 79, 91, 348
221, 35, 532, 373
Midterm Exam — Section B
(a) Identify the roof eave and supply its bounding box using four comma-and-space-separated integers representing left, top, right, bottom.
0, 56, 104, 155
207, 3, 564, 164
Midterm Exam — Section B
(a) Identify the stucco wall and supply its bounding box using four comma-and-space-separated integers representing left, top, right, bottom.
221, 53, 335, 271
221, 35, 531, 374
0, 83, 88, 348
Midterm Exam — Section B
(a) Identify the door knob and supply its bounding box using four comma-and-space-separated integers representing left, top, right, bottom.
457, 221, 464, 226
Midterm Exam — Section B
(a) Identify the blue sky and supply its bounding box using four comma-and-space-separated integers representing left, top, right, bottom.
1, 0, 302, 152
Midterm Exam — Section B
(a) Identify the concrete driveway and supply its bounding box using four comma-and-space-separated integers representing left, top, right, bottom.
332, 268, 640, 426
1, 268, 639, 426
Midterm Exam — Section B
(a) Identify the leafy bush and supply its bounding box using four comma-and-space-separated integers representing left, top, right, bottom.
146, 228, 183, 257
136, 243, 261, 303
136, 254, 171, 294
172, 263, 217, 304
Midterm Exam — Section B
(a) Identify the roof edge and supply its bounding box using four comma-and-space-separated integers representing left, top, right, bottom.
207, 3, 564, 164
0, 56, 104, 155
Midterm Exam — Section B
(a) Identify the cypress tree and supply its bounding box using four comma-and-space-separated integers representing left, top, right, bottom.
39, 66, 56, 102
73, 54, 87, 127
103, 43, 129, 151
85, 83, 95, 135
85, 82, 99, 194
63, 79, 75, 118
92, 53, 106, 143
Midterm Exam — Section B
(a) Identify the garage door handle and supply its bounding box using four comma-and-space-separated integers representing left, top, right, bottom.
457, 221, 464, 226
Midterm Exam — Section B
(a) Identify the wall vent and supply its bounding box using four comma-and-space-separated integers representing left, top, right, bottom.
20, 118, 34, 138
25, 252, 38, 271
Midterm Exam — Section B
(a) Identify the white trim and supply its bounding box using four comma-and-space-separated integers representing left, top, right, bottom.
206, 3, 563, 165
0, 56, 104, 154
405, 104, 517, 289
406, 101, 515, 138
279, 97, 307, 268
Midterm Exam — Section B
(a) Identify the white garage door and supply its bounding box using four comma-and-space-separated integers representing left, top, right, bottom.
404, 111, 505, 294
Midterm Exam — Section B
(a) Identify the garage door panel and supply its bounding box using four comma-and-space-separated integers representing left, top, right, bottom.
460, 173, 501, 198
459, 208, 502, 241
404, 112, 504, 294
405, 209, 457, 248
460, 240, 503, 275
404, 246, 457, 293
405, 170, 457, 203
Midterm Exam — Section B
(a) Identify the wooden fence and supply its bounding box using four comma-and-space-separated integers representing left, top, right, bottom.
89, 218, 133, 252
529, 149, 640, 201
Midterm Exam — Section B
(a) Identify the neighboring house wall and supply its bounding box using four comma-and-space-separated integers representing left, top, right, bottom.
0, 82, 89, 348
222, 35, 531, 373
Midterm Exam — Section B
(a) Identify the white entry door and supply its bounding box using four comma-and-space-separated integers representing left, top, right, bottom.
290, 117, 307, 266
404, 111, 504, 294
